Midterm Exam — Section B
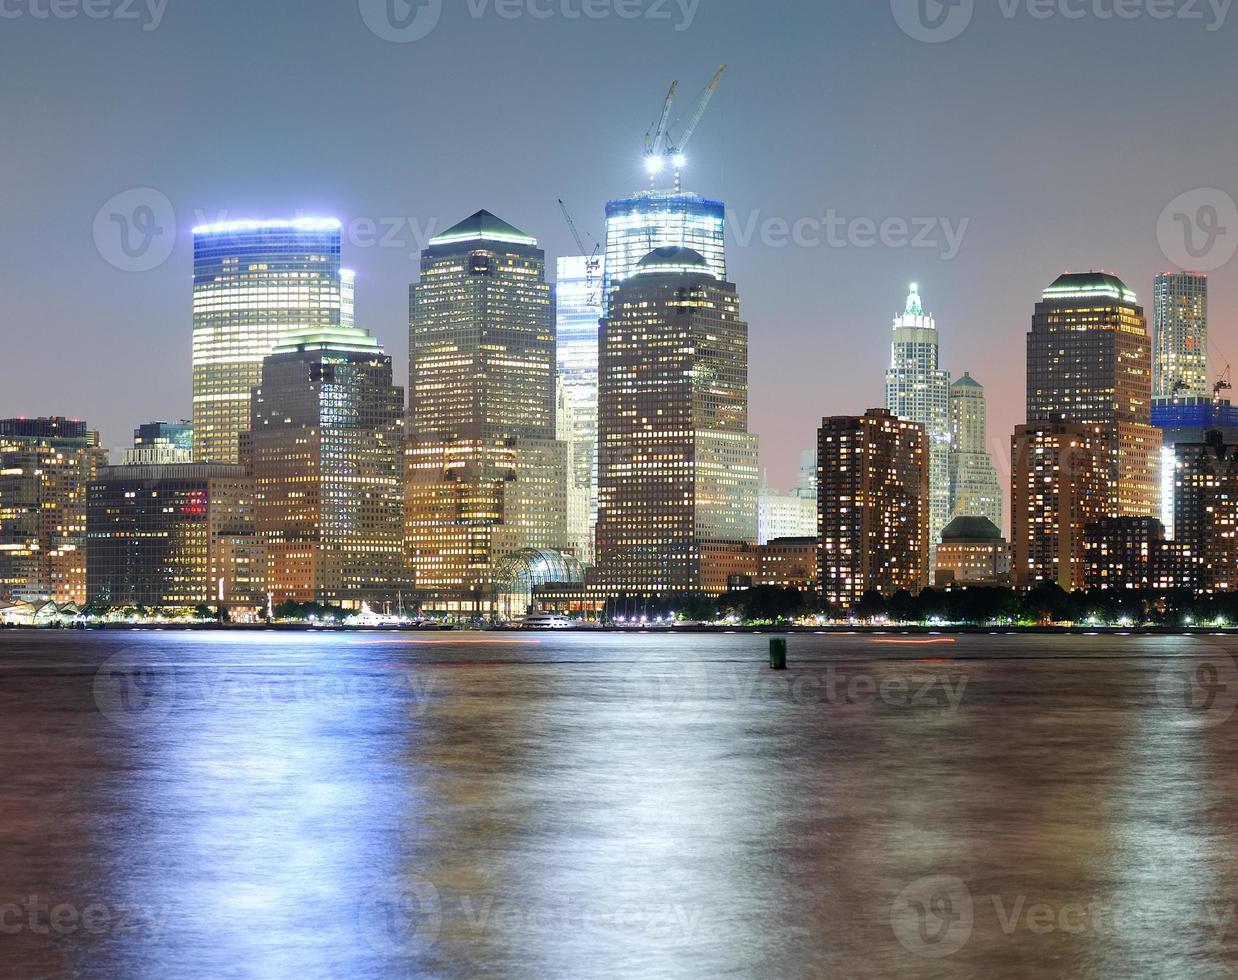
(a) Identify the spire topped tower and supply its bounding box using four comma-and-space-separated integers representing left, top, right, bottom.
886, 283, 952, 559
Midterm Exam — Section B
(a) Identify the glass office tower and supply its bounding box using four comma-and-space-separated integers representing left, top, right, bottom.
406, 211, 569, 612
1153, 272, 1208, 399
555, 254, 605, 560
603, 192, 725, 314
192, 217, 344, 463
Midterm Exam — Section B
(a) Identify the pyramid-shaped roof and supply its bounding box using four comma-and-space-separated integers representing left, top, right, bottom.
430, 210, 537, 247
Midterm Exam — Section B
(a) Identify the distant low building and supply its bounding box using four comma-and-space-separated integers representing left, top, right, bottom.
934, 516, 1010, 587
757, 537, 817, 591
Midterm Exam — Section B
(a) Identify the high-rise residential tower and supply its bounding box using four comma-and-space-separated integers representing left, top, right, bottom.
0, 418, 106, 605
1025, 273, 1160, 519
251, 323, 406, 607
555, 253, 605, 562
1011, 422, 1107, 590
886, 284, 950, 552
406, 211, 569, 612
947, 373, 1003, 530
1153, 272, 1208, 399
596, 247, 759, 595
818, 408, 929, 609
192, 218, 344, 463
603, 191, 725, 314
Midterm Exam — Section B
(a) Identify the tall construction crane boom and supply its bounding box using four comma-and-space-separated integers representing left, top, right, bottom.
1215, 366, 1233, 401
668, 64, 726, 157
557, 198, 602, 306
645, 81, 678, 160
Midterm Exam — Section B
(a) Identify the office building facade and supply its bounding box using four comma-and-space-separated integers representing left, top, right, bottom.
251, 323, 407, 607
596, 247, 759, 595
0, 418, 105, 605
947, 373, 1003, 530
123, 420, 193, 465
1025, 272, 1160, 521
86, 464, 264, 613
406, 211, 569, 611
192, 217, 344, 464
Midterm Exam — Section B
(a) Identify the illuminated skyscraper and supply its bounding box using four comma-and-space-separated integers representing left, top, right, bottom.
555, 253, 605, 561
0, 418, 106, 604
192, 217, 344, 464
123, 420, 193, 465
603, 191, 725, 314
818, 408, 929, 609
1153, 272, 1208, 399
1026, 273, 1160, 519
406, 211, 569, 612
596, 247, 759, 595
886, 284, 951, 552
1152, 397, 1238, 536
87, 463, 264, 614
251, 324, 406, 607
947, 373, 1003, 530
1011, 423, 1107, 590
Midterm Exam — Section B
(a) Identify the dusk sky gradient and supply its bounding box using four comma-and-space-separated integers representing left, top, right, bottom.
4, 0, 1238, 531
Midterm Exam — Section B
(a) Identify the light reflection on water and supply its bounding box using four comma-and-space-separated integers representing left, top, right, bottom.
0, 631, 1236, 978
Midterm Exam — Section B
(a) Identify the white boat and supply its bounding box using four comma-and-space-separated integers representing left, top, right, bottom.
522, 612, 574, 630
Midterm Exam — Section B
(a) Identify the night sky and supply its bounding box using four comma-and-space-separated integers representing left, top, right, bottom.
4, 0, 1238, 526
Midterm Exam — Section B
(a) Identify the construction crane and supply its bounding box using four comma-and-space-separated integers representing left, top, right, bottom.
1214, 366, 1232, 402
558, 199, 602, 308
643, 65, 727, 191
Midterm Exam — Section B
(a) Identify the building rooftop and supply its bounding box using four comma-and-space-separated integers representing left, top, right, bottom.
952, 372, 983, 390
272, 324, 382, 355
941, 515, 1004, 541
429, 210, 537, 248
1042, 272, 1137, 305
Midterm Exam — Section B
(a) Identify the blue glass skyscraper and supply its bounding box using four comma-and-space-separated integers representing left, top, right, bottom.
191, 218, 344, 463
603, 192, 725, 315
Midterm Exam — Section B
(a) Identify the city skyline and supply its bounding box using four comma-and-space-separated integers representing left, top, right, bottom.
6, 3, 1238, 507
